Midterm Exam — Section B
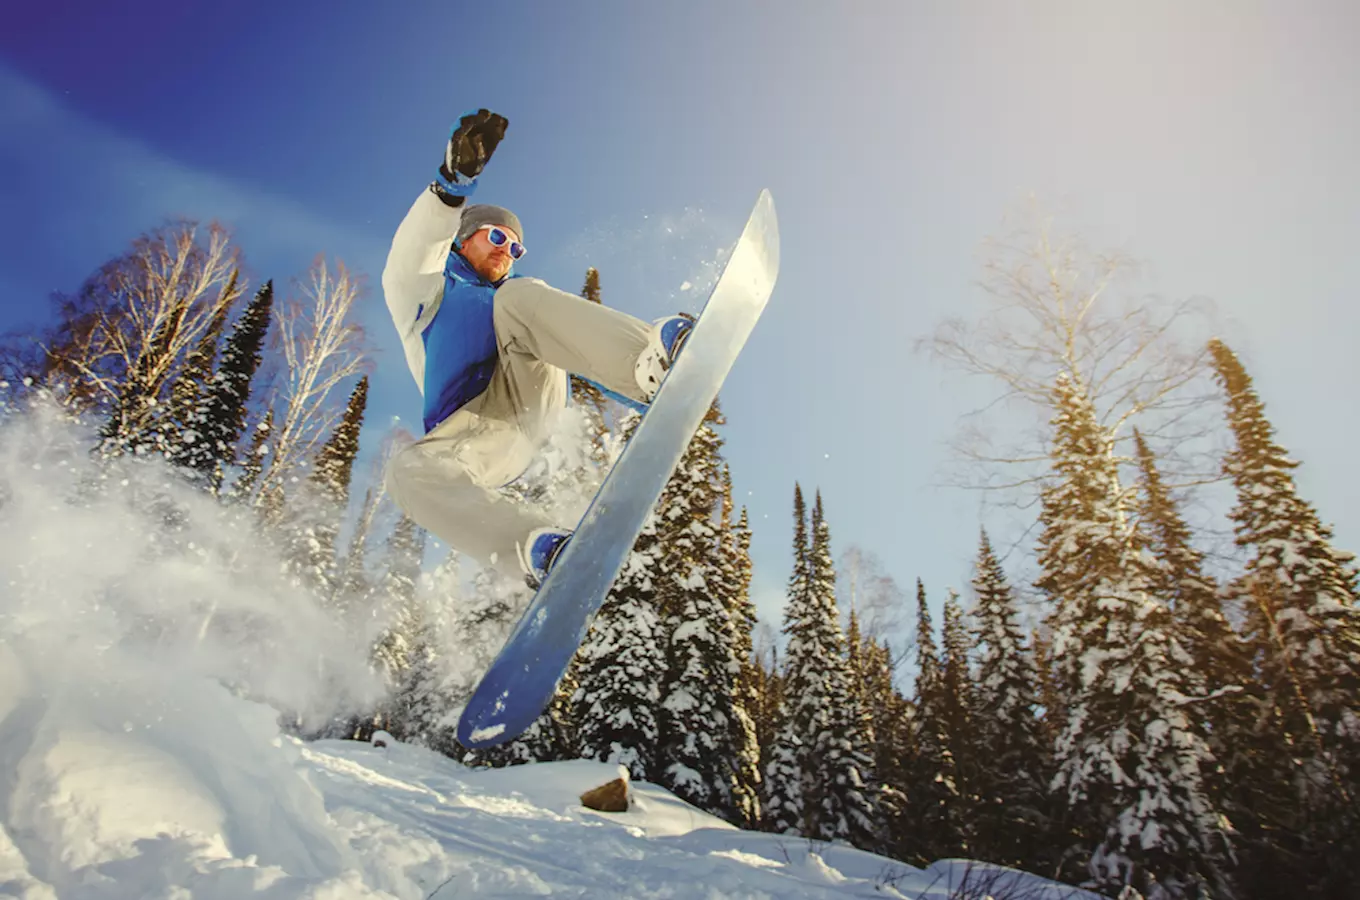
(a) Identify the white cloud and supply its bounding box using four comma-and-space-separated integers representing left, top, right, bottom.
0, 63, 382, 302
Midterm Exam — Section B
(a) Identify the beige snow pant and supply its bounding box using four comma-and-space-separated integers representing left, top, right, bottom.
386, 278, 652, 578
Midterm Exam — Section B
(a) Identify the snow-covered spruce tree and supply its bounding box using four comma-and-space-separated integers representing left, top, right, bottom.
280, 376, 368, 597
762, 487, 814, 836
766, 487, 878, 843
1037, 372, 1232, 899
396, 552, 464, 754
895, 579, 963, 866
1132, 428, 1256, 817
157, 274, 234, 464
967, 529, 1050, 873
845, 605, 895, 825
316, 510, 427, 742
333, 486, 379, 617
1209, 338, 1360, 897
761, 696, 804, 836
1031, 627, 1063, 752
229, 409, 273, 503
750, 643, 786, 801
715, 467, 762, 829
170, 280, 273, 492
845, 607, 872, 738
939, 590, 978, 833
655, 407, 746, 821
573, 514, 666, 779
853, 628, 910, 837
774, 483, 829, 836
546, 661, 581, 760
1131, 429, 1227, 660
310, 376, 367, 503
570, 408, 664, 777
803, 491, 880, 848
370, 514, 427, 693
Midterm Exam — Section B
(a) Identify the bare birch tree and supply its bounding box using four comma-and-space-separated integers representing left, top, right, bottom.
924, 199, 1220, 511
255, 256, 370, 505
6, 222, 241, 427
838, 544, 908, 651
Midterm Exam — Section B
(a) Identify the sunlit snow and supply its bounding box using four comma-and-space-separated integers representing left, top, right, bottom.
0, 408, 1097, 898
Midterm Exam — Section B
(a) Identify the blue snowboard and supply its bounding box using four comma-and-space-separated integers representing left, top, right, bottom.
457, 190, 780, 749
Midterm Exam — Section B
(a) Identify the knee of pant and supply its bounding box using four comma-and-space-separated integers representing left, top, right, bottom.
384, 457, 412, 507
385, 445, 432, 506
492, 277, 545, 329
492, 279, 523, 319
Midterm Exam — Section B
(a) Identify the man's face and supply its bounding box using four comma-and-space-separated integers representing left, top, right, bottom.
461, 224, 519, 282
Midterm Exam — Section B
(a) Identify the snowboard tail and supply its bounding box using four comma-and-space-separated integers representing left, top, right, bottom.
457, 190, 780, 749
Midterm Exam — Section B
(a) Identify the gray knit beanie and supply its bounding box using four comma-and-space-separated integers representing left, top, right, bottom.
455, 204, 525, 246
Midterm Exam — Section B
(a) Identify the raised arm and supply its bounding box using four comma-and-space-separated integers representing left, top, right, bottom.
382, 110, 509, 391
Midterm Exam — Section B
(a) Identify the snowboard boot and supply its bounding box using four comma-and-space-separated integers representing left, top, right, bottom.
633, 314, 695, 402
517, 526, 573, 590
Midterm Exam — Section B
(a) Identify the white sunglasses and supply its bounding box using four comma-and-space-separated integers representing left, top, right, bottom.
477, 224, 526, 260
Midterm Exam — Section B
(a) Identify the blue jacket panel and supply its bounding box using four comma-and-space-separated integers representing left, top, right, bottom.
421, 249, 517, 432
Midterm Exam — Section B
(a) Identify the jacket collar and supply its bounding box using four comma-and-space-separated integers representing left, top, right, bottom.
446, 247, 511, 288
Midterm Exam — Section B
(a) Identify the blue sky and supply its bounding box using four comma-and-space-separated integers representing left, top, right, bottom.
3, 1, 1358, 638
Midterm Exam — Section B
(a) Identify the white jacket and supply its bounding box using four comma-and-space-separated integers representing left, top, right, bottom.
381, 188, 465, 396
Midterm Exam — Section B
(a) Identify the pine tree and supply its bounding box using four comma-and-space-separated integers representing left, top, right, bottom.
968, 529, 1050, 872
1210, 339, 1360, 897
1038, 372, 1231, 898
761, 696, 804, 836
311, 376, 367, 505
371, 513, 428, 691
858, 633, 911, 848
897, 579, 962, 866
573, 521, 666, 780
1133, 428, 1256, 821
656, 408, 744, 820
803, 491, 879, 847
230, 409, 273, 502
939, 589, 977, 830
173, 280, 273, 491
399, 552, 463, 754
1031, 627, 1063, 752
281, 377, 368, 596
160, 275, 235, 465
762, 486, 814, 836
334, 487, 379, 617
750, 642, 791, 833
547, 664, 581, 758
846, 607, 870, 729
715, 468, 762, 828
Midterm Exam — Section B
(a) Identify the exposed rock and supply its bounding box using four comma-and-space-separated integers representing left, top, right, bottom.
580, 772, 630, 813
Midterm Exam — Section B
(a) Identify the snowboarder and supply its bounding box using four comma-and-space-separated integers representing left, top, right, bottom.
382, 109, 692, 587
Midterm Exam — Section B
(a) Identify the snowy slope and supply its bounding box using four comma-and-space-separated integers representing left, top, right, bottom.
0, 667, 1088, 900
0, 412, 1095, 899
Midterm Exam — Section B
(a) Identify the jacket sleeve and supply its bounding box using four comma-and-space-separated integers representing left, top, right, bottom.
382, 187, 464, 394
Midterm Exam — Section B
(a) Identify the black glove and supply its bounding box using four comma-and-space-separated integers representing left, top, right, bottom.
441, 109, 508, 185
